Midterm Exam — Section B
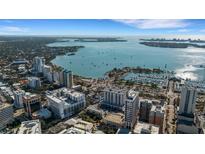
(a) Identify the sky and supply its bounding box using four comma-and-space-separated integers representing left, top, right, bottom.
0, 19, 205, 36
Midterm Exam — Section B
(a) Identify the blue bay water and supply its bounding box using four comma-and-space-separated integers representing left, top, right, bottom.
48, 37, 205, 81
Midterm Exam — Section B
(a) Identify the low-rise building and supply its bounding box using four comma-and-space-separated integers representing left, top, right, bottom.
195, 113, 205, 134
86, 104, 105, 118
63, 118, 93, 133
59, 127, 90, 134
0, 86, 14, 102
74, 119, 93, 133
46, 88, 86, 119
133, 122, 159, 134
32, 108, 52, 119
103, 112, 124, 128
17, 119, 41, 134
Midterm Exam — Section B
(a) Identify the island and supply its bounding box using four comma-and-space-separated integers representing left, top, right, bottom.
74, 37, 127, 42
140, 38, 205, 43
139, 41, 205, 49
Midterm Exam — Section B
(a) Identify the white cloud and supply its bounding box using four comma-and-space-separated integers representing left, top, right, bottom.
113, 19, 189, 29
0, 26, 29, 33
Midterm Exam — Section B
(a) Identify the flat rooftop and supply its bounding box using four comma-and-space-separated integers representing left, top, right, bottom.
104, 112, 124, 124
46, 87, 85, 105
103, 88, 126, 94
23, 93, 40, 100
0, 103, 12, 110
18, 120, 41, 134
134, 122, 159, 134
74, 119, 93, 131
59, 127, 90, 134
127, 90, 138, 100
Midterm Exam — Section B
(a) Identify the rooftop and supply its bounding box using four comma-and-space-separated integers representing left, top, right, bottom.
116, 128, 131, 134
150, 105, 165, 113
133, 122, 159, 134
46, 87, 85, 105
23, 92, 40, 100
127, 90, 138, 100
74, 119, 93, 132
59, 127, 90, 134
18, 120, 41, 134
27, 77, 40, 80
0, 103, 12, 110
64, 118, 93, 132
104, 88, 126, 94
104, 112, 124, 124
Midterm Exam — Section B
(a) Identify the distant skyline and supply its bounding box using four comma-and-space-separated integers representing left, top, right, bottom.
1, 19, 205, 36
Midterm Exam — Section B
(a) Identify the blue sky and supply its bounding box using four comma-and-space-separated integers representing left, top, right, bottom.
0, 19, 205, 36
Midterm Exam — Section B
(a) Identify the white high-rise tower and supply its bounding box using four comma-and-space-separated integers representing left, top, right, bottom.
179, 86, 197, 115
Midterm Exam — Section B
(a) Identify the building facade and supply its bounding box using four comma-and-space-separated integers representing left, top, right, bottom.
102, 88, 126, 111
177, 86, 198, 134
13, 89, 25, 108
23, 93, 41, 118
124, 90, 139, 129
69, 71, 73, 88
0, 103, 14, 130
33, 56, 45, 73
46, 88, 86, 119
27, 77, 41, 89
179, 86, 197, 116
149, 105, 165, 133
139, 99, 153, 122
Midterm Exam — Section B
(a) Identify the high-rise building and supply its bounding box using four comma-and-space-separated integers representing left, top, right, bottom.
149, 105, 165, 133
179, 86, 197, 116
69, 71, 74, 88
139, 99, 153, 122
124, 90, 139, 129
33, 56, 45, 73
0, 103, 14, 130
52, 71, 60, 84
43, 65, 52, 78
177, 86, 198, 134
138, 99, 165, 133
13, 90, 25, 108
63, 70, 70, 88
46, 88, 86, 119
27, 77, 41, 89
102, 88, 126, 111
59, 70, 64, 85
23, 93, 41, 118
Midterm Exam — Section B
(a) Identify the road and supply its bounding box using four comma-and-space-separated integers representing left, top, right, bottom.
164, 80, 178, 134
